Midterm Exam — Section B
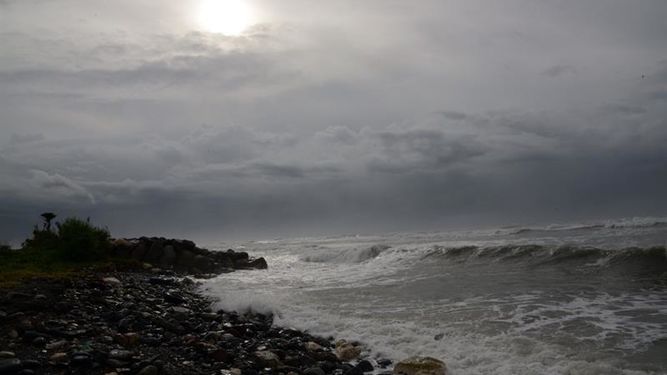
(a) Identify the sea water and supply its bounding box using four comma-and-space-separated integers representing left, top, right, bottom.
201, 217, 667, 375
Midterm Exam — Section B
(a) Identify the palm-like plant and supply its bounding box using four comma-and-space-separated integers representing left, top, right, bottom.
40, 212, 56, 231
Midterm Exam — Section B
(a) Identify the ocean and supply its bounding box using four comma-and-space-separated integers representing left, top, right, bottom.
201, 217, 667, 375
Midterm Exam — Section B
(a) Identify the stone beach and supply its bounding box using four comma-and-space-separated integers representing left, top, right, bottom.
0, 240, 410, 375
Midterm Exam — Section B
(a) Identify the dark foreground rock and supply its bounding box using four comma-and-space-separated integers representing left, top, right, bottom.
111, 238, 268, 275
0, 271, 382, 375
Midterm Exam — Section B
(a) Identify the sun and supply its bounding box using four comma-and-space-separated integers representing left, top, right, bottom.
197, 0, 255, 36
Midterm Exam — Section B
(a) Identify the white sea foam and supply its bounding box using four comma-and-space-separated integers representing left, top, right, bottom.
203, 218, 667, 374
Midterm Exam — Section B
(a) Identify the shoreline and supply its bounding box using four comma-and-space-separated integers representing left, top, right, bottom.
0, 267, 387, 375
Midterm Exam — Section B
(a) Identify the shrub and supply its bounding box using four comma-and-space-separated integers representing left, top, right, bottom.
56, 218, 111, 262
22, 226, 59, 250
0, 243, 12, 254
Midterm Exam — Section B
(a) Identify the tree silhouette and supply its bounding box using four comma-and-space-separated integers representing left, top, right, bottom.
41, 212, 57, 231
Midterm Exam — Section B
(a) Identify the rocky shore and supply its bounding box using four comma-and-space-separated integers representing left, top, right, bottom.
1, 237, 449, 375
0, 268, 385, 375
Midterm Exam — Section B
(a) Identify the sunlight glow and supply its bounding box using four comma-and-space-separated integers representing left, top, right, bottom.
197, 0, 255, 36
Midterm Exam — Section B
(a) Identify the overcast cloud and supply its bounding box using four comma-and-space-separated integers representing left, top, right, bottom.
1, 0, 666, 243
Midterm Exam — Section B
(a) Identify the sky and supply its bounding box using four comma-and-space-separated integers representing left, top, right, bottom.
1, 0, 666, 243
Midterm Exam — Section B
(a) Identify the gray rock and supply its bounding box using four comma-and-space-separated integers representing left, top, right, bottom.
335, 340, 361, 361
131, 243, 148, 260
102, 277, 121, 286
159, 245, 177, 265
393, 356, 448, 375
145, 241, 165, 263
137, 365, 159, 375
108, 349, 134, 360
48, 353, 67, 363
254, 350, 282, 369
304, 368, 326, 375
0, 358, 22, 374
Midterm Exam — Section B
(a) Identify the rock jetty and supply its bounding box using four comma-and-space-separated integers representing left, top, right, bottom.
110, 238, 268, 275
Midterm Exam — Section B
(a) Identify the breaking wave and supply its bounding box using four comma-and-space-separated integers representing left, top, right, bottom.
300, 244, 391, 263
422, 244, 667, 275
502, 216, 667, 235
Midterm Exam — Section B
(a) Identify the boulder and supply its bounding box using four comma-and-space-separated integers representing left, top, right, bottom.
159, 245, 177, 266
335, 340, 361, 361
131, 243, 148, 261
144, 241, 164, 263
393, 356, 448, 375
247, 258, 268, 269
304, 341, 322, 352
254, 350, 282, 369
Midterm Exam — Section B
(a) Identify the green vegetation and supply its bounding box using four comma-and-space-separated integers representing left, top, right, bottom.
0, 213, 135, 287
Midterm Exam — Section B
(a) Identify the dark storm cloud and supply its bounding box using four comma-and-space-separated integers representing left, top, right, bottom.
1, 0, 667, 242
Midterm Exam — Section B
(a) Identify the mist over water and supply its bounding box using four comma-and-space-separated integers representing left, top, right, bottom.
201, 217, 667, 375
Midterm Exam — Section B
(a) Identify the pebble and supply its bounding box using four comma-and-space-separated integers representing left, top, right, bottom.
45, 340, 68, 350
305, 341, 323, 352
136, 365, 159, 375
102, 277, 122, 286
356, 360, 374, 373
109, 349, 133, 360
0, 359, 22, 374
304, 367, 326, 375
0, 352, 15, 359
48, 352, 67, 363
1, 268, 375, 375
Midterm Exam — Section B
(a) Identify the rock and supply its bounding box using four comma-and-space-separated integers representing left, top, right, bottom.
254, 350, 282, 369
45, 340, 68, 350
116, 332, 140, 347
210, 348, 233, 362
20, 361, 38, 370
171, 306, 191, 315
393, 356, 448, 375
145, 241, 165, 263
6, 292, 31, 300
159, 245, 177, 265
433, 333, 444, 341
247, 258, 268, 269
131, 243, 148, 260
164, 291, 186, 305
70, 352, 92, 366
356, 360, 374, 373
0, 353, 14, 359
377, 359, 393, 368
108, 349, 133, 361
305, 341, 323, 352
102, 277, 121, 286
48, 353, 68, 363
137, 365, 159, 375
304, 368, 326, 375
0, 359, 22, 374
335, 340, 361, 361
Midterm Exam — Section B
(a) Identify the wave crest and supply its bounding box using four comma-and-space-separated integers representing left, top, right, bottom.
300, 244, 392, 264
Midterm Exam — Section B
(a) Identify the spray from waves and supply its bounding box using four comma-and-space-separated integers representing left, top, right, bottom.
300, 244, 392, 263
500, 216, 667, 235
